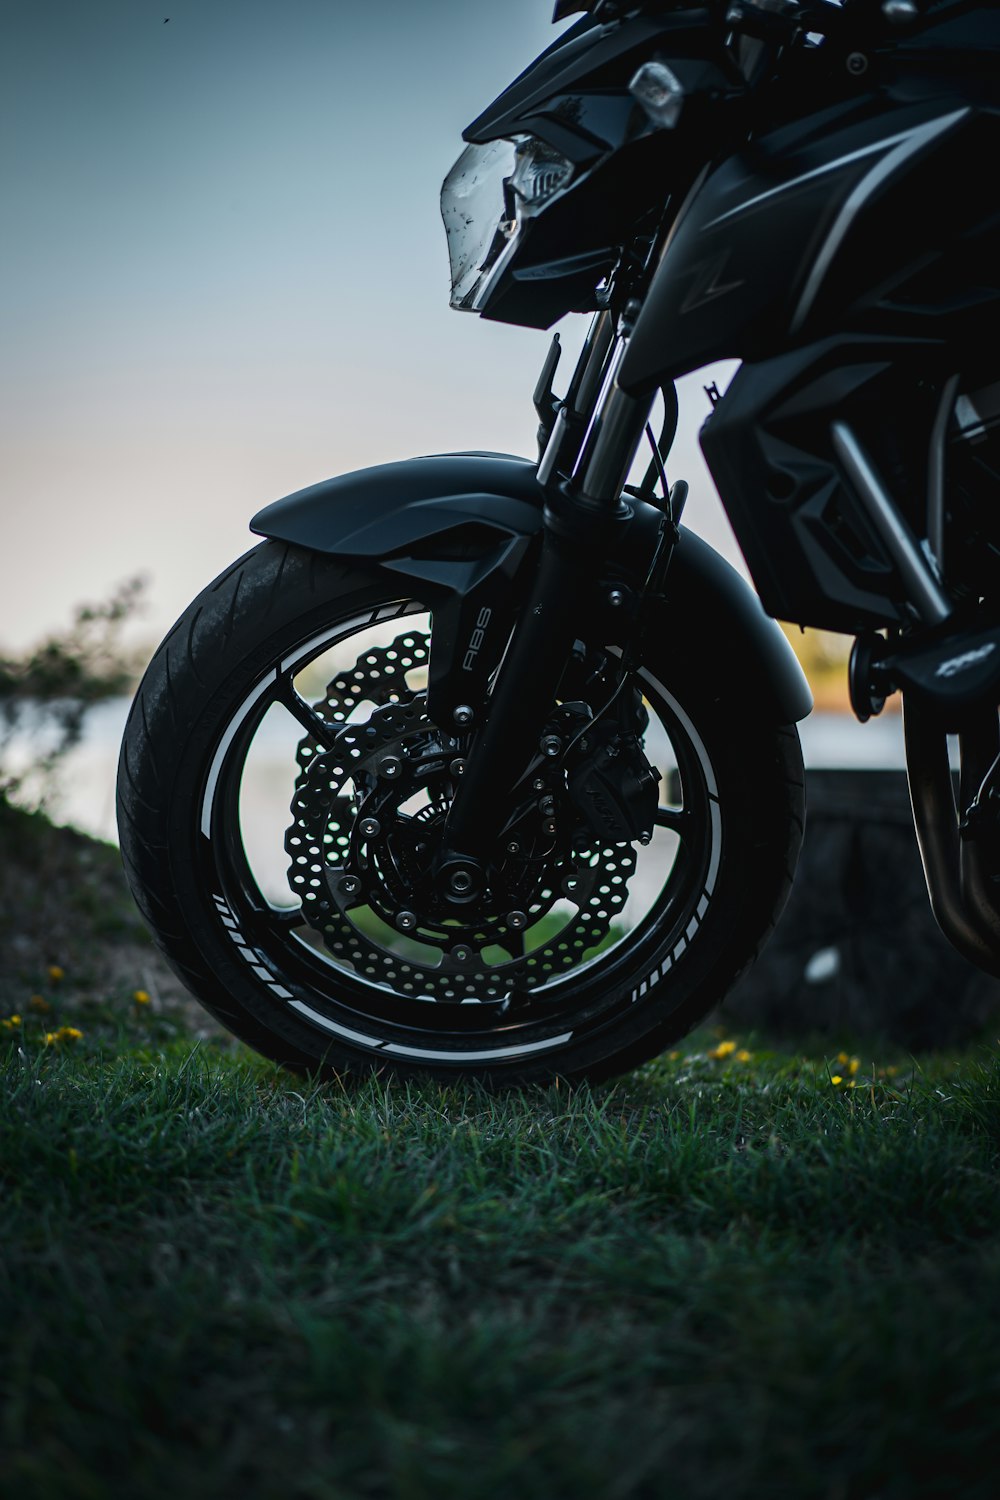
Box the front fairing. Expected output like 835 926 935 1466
463 9 715 145
441 8 736 328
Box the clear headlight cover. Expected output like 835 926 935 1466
441 136 574 313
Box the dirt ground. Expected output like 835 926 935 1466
0 799 224 1037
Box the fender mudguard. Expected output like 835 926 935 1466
251 452 544 557
250 451 812 725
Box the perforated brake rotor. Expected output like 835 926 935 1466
284 630 637 1002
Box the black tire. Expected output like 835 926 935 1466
117 540 804 1085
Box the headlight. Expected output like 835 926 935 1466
441 136 574 313
508 137 574 216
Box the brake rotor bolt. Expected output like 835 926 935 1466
340 875 361 896
532 778 547 792
450 758 466 777
453 945 472 963
507 910 527 931
607 589 625 608
506 840 520 855
453 704 474 727
540 735 562 758
378 755 402 779
359 817 380 838
846 51 868 74
397 911 417 932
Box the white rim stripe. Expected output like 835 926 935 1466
200 670 276 837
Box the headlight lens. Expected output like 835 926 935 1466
441 139 517 312
508 137 574 217
441 136 574 313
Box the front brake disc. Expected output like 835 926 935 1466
285 631 636 1002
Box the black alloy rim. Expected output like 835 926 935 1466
199 600 718 1056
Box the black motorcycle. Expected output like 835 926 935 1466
118 0 1000 1083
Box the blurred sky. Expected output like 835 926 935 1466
1 0 741 652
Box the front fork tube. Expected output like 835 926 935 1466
438 533 595 868
572 340 652 507
439 359 654 880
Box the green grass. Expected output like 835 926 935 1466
2 1001 1000 1499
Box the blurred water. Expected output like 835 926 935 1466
43 697 911 844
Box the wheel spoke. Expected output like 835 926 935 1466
655 807 689 835
277 677 338 747
505 931 526 961
247 901 305 932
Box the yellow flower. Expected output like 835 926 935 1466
48 965 65 982
44 1026 83 1045
736 1049 752 1063
837 1051 849 1065
831 1074 843 1086
1 1015 22 1031
711 1040 737 1059
133 989 151 1005
29 994 51 1012
668 1051 680 1060
848 1057 860 1076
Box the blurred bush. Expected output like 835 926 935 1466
781 624 856 712
0 579 146 808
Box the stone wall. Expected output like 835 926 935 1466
723 770 1000 1046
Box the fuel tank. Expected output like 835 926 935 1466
619 91 1000 392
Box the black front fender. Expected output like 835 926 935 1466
250 451 811 726
252 453 544 726
251 452 545 557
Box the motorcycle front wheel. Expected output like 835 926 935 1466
118 540 804 1085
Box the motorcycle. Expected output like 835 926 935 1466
118 0 1000 1083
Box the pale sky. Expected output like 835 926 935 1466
1 0 741 654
